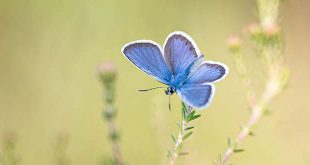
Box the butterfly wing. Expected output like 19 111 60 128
177 84 215 110
164 31 201 75
122 41 172 84
177 61 228 110
186 61 229 84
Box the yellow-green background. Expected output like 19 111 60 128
1 0 310 164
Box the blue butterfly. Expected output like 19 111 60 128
122 31 229 110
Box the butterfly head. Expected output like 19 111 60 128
165 86 176 95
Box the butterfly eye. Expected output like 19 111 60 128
165 87 175 95
169 87 175 94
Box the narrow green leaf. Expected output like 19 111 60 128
167 150 172 159
181 102 187 120
178 152 189 156
189 114 201 121
171 134 176 143
176 143 183 153
263 109 272 116
233 149 245 153
213 154 222 165
185 126 194 130
227 137 232 147
183 132 193 140
249 131 255 136
186 110 196 122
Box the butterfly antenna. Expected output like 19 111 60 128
168 95 171 111
138 86 164 92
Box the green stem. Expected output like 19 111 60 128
99 64 123 165
169 120 188 165
169 103 198 165
231 50 257 107
221 69 281 165
219 0 287 164
103 100 123 165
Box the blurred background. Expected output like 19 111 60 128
0 0 310 164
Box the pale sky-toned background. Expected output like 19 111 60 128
0 0 310 164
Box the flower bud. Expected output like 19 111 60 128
226 35 241 53
98 61 117 86
98 61 117 103
247 22 261 36
262 22 281 37
3 131 17 148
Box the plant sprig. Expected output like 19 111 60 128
98 62 124 165
168 102 201 165
217 0 289 164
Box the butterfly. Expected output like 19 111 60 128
122 31 228 110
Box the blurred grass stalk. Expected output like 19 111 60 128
219 0 289 164
54 133 70 165
98 62 123 165
0 131 19 165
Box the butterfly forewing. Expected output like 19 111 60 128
122 41 172 84
164 32 201 76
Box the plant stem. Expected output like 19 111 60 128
169 120 187 165
169 103 197 165
0 131 19 165
221 81 278 164
231 50 257 108
54 134 70 165
221 55 283 165
105 105 123 165
219 0 288 163
98 62 123 165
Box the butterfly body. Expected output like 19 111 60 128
165 73 188 95
169 72 187 88
122 31 228 110
165 86 175 95
166 54 205 94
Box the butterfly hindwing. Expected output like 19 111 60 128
164 32 201 75
177 84 215 110
186 61 229 84
122 41 172 84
